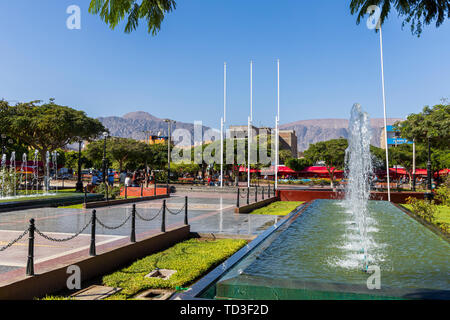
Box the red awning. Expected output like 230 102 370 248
299 166 343 174
238 166 260 173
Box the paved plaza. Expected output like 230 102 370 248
0 191 281 276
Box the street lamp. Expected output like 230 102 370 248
164 119 175 193
75 141 84 192
425 136 433 200
102 132 109 184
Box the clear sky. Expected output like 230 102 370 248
0 0 449 129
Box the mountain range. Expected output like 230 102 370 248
97 111 403 152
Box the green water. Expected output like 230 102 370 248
242 200 449 291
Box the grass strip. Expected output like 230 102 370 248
250 201 304 216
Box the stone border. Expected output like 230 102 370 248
83 194 170 209
234 197 279 214
0 225 190 300
173 201 312 300
393 203 449 243
0 194 104 213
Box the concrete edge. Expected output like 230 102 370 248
393 203 449 243
234 197 279 214
0 225 190 300
83 194 170 209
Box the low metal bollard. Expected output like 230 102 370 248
131 204 136 243
90 210 96 256
255 186 258 202
105 183 109 201
247 187 250 205
184 196 188 225
125 185 128 199
236 188 240 208
84 186 87 204
26 219 35 276
154 182 157 196
141 184 144 198
262 186 265 200
161 200 166 232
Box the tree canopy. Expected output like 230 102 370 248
350 0 450 36
89 0 176 35
304 138 349 186
394 104 450 149
0 100 105 174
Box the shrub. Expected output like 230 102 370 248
406 196 437 223
94 184 121 199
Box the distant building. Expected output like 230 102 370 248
148 135 168 145
380 125 412 149
228 125 298 158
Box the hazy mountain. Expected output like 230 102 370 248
280 118 404 151
97 111 211 145
97 111 403 152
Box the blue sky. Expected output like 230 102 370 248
0 0 449 129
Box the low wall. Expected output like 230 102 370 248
0 225 190 300
278 189 427 204
235 197 279 213
120 187 168 197
84 193 170 209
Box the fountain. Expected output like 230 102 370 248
10 151 16 197
21 153 27 195
344 104 374 272
180 104 450 300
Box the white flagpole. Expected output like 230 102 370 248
221 62 226 188
248 116 251 188
379 27 391 202
275 60 280 191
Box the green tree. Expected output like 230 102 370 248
304 139 349 187
286 158 313 172
394 104 450 149
350 0 450 36
0 100 105 177
89 0 176 35
279 150 293 165
86 137 153 172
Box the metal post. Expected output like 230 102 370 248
105 183 109 201
255 186 258 202
131 204 136 243
154 179 157 196
262 186 265 200
247 187 250 205
184 196 188 225
141 183 144 198
90 210 96 256
412 139 416 191
237 188 240 208
161 200 166 232
84 186 87 204
26 219 35 276
125 185 128 199
75 141 83 192
425 137 433 200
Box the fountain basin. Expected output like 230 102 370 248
176 200 450 300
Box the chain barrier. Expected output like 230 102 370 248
0 229 29 252
135 206 163 222
166 203 186 215
96 212 132 230
35 217 93 242
239 189 248 198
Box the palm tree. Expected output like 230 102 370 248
350 0 450 36
89 0 176 35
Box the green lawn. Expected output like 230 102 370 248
102 238 247 300
401 204 450 234
250 201 304 216
58 204 84 209
0 190 84 203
